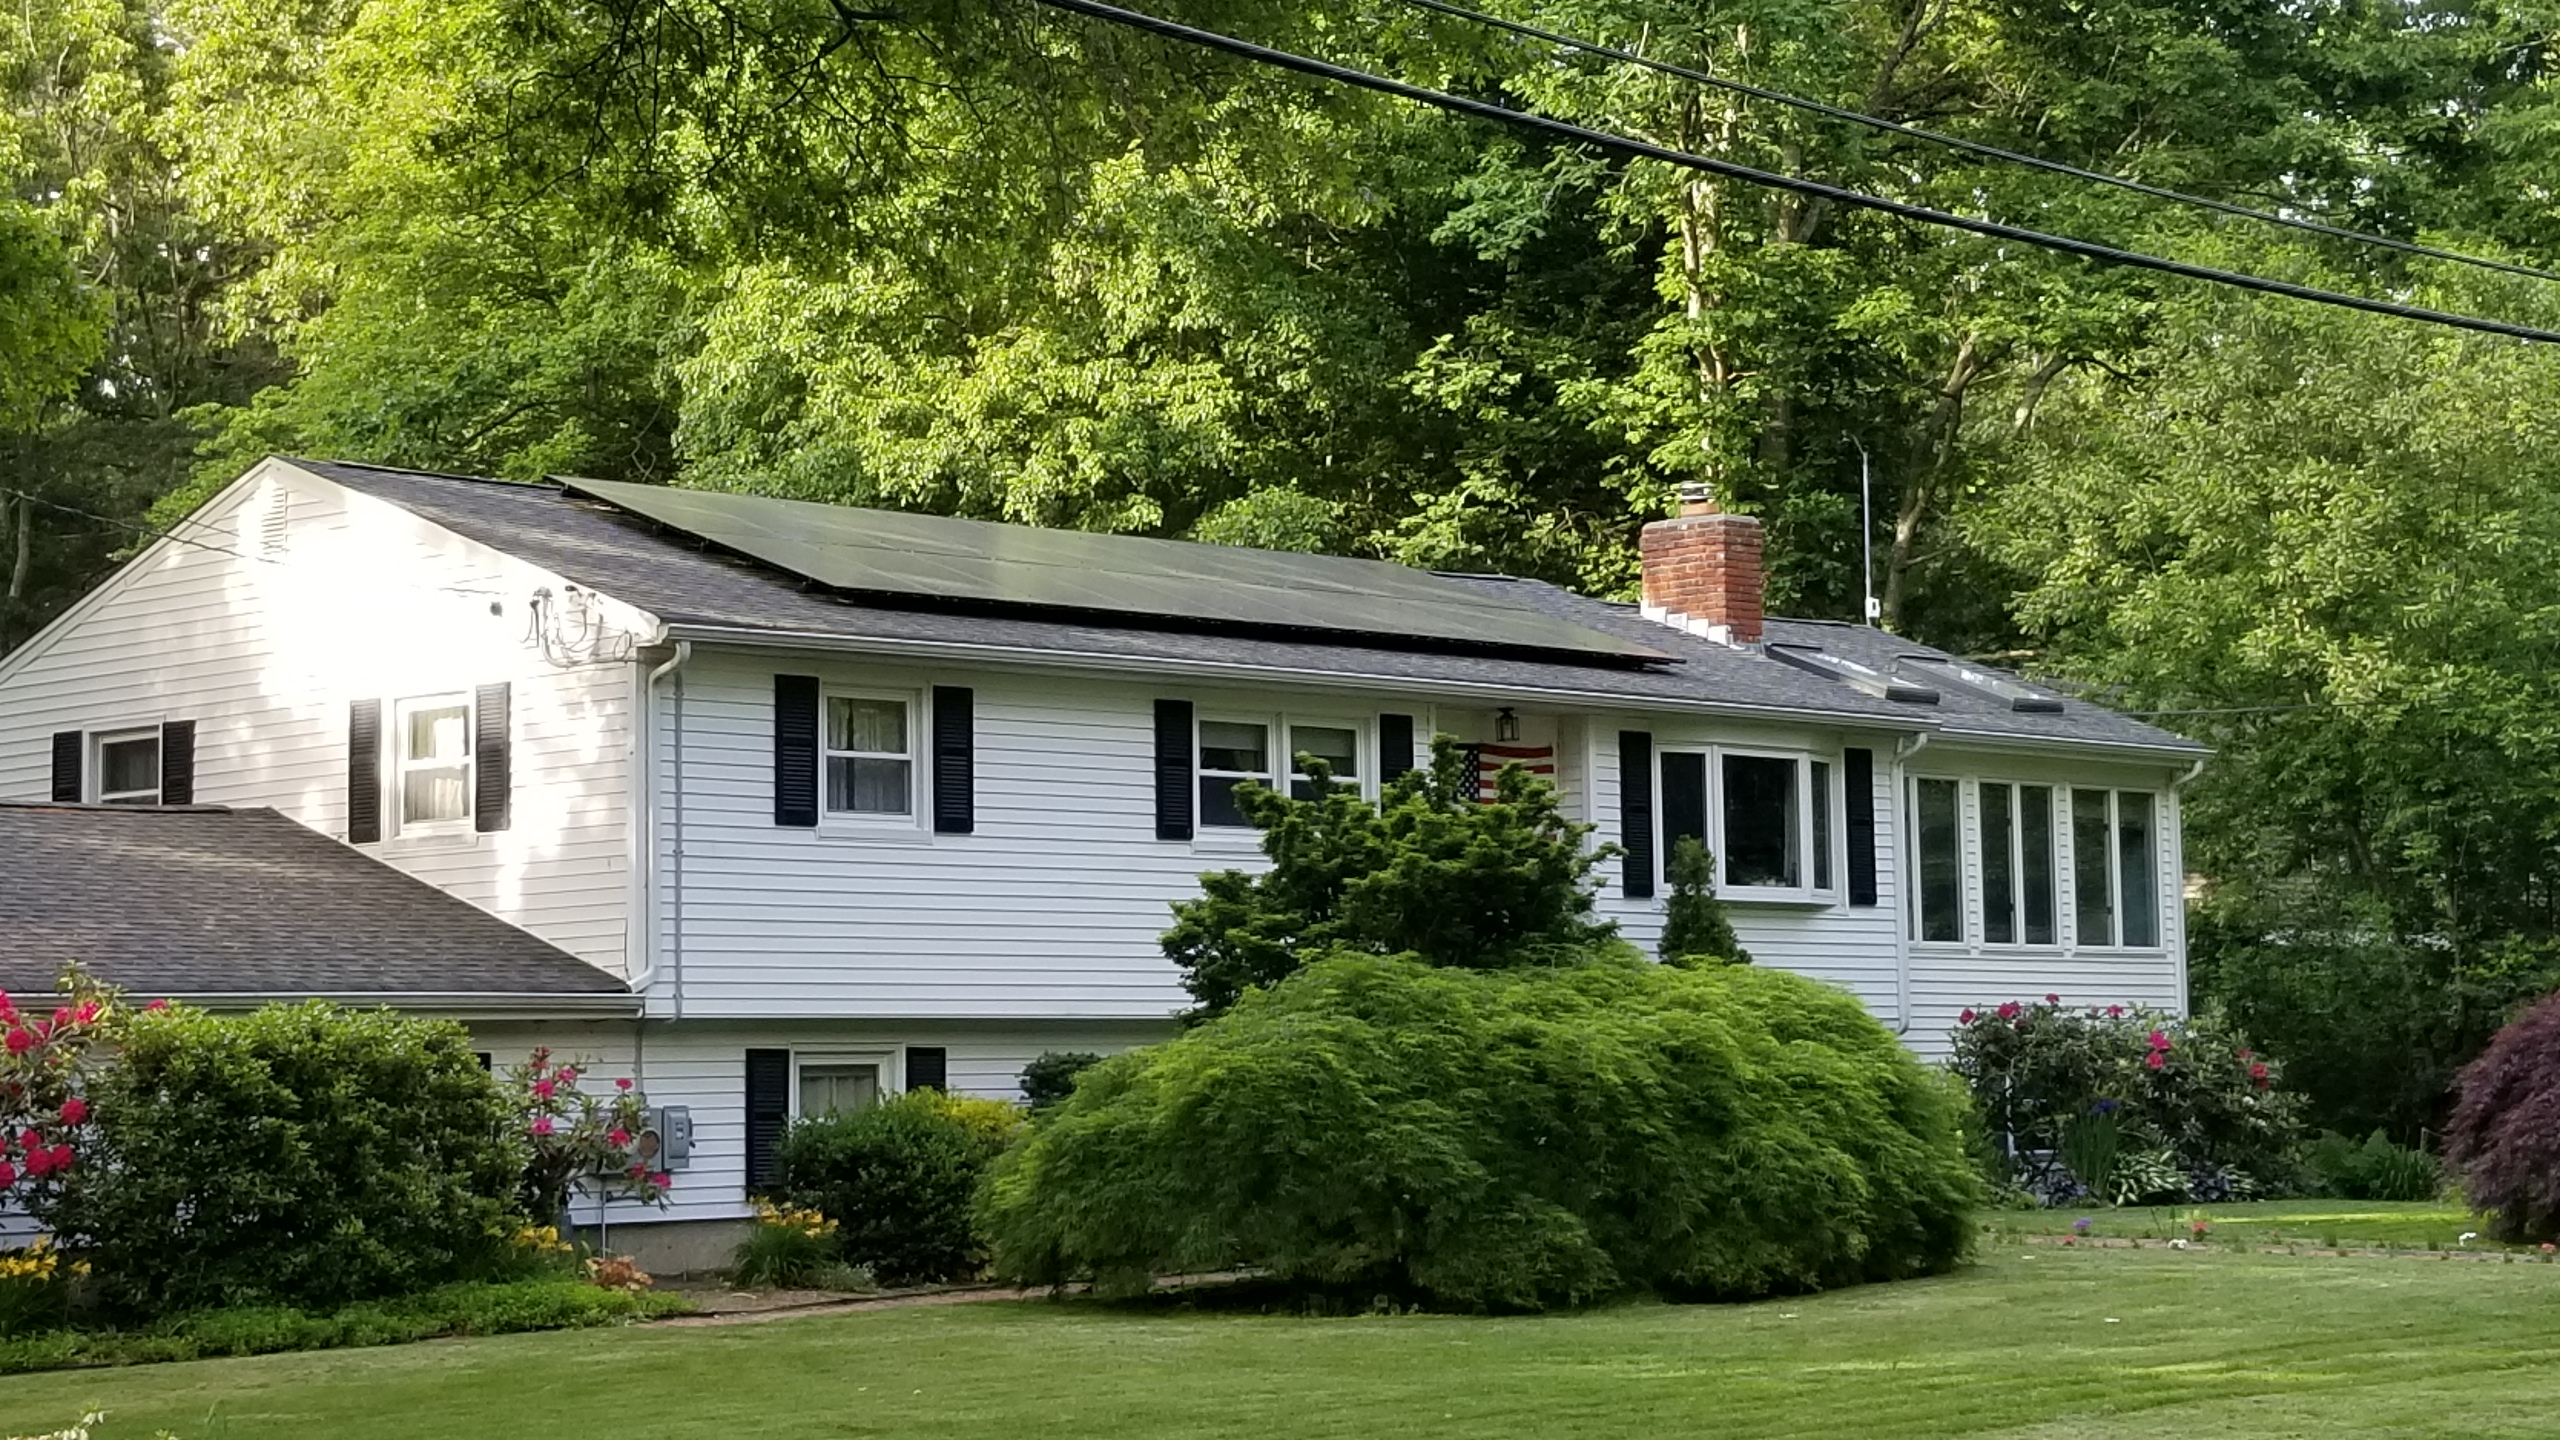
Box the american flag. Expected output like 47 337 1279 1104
1472 743 1556 801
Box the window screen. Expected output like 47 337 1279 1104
1198 721 1270 828
2118 791 2159 948
1915 778 1963 942
2073 788 2115 946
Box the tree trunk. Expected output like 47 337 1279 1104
1880 332 1983 631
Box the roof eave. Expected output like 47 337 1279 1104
658 620 1945 733
162 990 641 1019
1922 727 2212 762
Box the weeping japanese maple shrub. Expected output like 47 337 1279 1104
2446 990 2560 1241
979 956 1979 1311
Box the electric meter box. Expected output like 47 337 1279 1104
641 1106 694 1171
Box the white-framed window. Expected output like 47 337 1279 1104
2072 788 2161 949
1661 746 1840 902
394 695 473 830
1910 775 1964 942
825 692 914 818
1198 715 1369 827
1980 781 2060 946
93 728 163 805
1197 718 1273 828
1287 723 1361 799
793 1052 893 1118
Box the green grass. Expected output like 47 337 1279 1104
1984 1198 2512 1250
14 1242 2560 1438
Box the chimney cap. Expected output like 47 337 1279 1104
1676 479 1717 517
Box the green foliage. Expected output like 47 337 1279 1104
0 205 104 434
0 1278 685 1376
1018 1052 1104 1113
1163 738 1617 1016
36 1002 527 1315
2301 1131 2441 1202
730 1202 849 1289
981 956 1980 1312
1949 999 2302 1204
768 1091 1015 1286
1659 836 1749 967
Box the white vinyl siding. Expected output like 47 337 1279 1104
0 462 636 975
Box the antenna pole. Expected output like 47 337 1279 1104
1849 436 1877 627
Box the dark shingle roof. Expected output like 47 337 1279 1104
283 458 2197 751
0 805 633 1004
1762 619 2206 754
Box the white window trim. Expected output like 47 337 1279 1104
1977 780 2062 950
390 693 474 838
91 726 163 806
819 687 922 831
1660 744 1842 906
1907 771 1968 944
789 1049 901 1119
1195 712 1373 839
2070 787 2164 953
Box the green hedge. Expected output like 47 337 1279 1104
0 1279 688 1375
770 1091 1016 1286
36 1002 526 1314
981 955 1980 1311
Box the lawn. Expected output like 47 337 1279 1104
11 1233 2560 1439
1985 1198 2509 1250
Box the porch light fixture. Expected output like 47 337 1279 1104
1495 707 1520 742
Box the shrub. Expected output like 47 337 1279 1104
1950 998 2301 1204
730 1200 844 1288
0 1240 78 1339
1020 1051 1103 1112
2447 990 2560 1240
1659 836 1750 966
36 1001 527 1315
1162 739 1617 1017
505 1048 671 1223
0 968 126 1208
769 1091 1016 1285
2303 1130 2441 1201
982 955 1980 1312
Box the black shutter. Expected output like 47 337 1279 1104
49 731 81 803
745 1048 791 1192
774 675 820 827
1661 751 1707 857
473 683 511 833
1618 730 1655 898
931 686 974 835
1153 699 1194 841
907 1046 948 1093
160 720 196 805
347 700 382 844
1846 746 1878 906
1378 712 1416 784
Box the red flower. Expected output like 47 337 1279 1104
23 1147 51 1179
531 1078 557 1100
650 1172 671 1189
530 1116 555 1137
47 1145 72 1174
2146 1051 2167 1070
627 1162 645 1178
2249 1062 2270 1086
608 1128 631 1147
71 1001 99 1025
1959 1009 1978 1024
1997 1002 2022 1020
59 1098 86 1126
2045 993 2061 1005
2146 1030 2169 1049
616 1077 633 1092
144 998 169 1011
3 1029 30 1055
0 1160 15 1188
2107 1005 2125 1018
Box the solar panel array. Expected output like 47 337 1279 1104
566 479 1671 663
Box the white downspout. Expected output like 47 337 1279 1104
1890 732 1933 1035
642 641 692 1022
2166 755 2207 1017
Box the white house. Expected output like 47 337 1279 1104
0 457 2203 1263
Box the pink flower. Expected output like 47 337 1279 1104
608 1128 631 1147
650 1172 671 1189
144 998 169 1011
2045 993 2061 1005
59 1098 87 1126
1997 1002 2022 1020
2146 1030 2169 1049
48 1145 71 1174
530 1116 555 1137
2237 1049 2254 1061
532 1078 556 1100
23 1148 51 1179
2146 1050 2166 1070
3 1029 30 1055
627 1162 646 1178
2249 1062 2270 1087
0 1160 16 1188
1959 1009 1977 1025
18 1130 38 1152
616 1077 633 1091
2106 1005 2125 1017
71 1001 98 1026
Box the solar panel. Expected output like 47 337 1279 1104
562 479 1673 663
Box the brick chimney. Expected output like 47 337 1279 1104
1639 481 1764 645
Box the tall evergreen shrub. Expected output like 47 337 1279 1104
1660 836 1750 966
981 956 1979 1311
39 1002 523 1314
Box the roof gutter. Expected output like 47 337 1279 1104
659 621 1945 736
1916 728 2212 763
164 991 643 1019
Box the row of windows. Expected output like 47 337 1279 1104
1658 748 1836 900
1910 779 2161 949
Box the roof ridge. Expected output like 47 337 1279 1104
282 456 560 491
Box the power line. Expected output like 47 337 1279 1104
1 487 506 601
1399 0 2560 287
1025 0 2560 345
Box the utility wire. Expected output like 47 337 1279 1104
1399 0 2560 287
1025 0 2560 345
1 487 507 601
